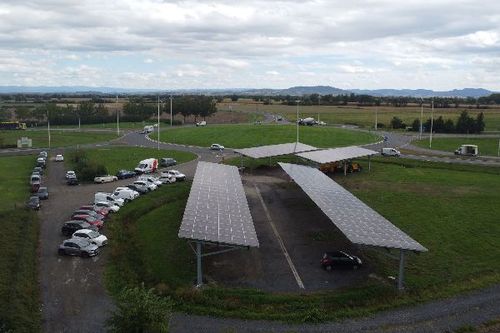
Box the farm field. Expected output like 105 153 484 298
105 157 500 322
65 146 197 175
160 124 380 148
217 102 500 131
0 155 40 331
0 129 118 148
414 137 500 156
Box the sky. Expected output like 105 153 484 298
0 0 499 90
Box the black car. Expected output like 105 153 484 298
320 251 362 270
160 157 177 167
126 184 148 194
116 169 136 179
58 238 99 257
61 221 98 237
67 177 79 186
27 196 40 210
37 187 49 200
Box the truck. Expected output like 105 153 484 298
196 121 207 127
298 117 316 126
381 147 401 157
454 144 478 156
134 158 158 174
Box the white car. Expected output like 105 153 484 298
94 175 118 183
55 154 64 162
159 175 176 184
210 143 224 150
138 176 162 187
134 180 156 191
161 170 186 181
94 201 120 213
72 229 108 247
112 188 139 201
65 171 76 179
94 192 125 207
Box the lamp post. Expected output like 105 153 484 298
170 95 173 127
157 95 161 150
47 110 51 149
375 107 378 131
116 95 120 136
419 98 424 140
429 99 434 148
296 100 300 143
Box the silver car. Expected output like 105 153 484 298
58 238 99 257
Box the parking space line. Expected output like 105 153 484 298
254 185 305 290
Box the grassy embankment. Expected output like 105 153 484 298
0 155 40 332
160 124 380 148
414 137 500 156
105 157 500 322
65 146 197 175
0 129 118 148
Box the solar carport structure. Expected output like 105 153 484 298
234 142 317 166
297 146 378 175
279 162 427 290
178 161 259 286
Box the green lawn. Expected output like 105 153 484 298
65 146 197 175
0 156 40 331
414 137 500 156
160 124 379 148
106 157 500 322
0 129 118 148
52 121 158 130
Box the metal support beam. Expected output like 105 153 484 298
343 161 347 176
196 241 203 287
240 154 244 168
398 249 405 291
368 155 371 172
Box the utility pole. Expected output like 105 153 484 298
116 95 120 136
419 98 424 140
157 95 160 150
375 107 378 131
170 95 173 127
47 111 51 149
296 100 300 143
497 137 500 157
429 99 434 148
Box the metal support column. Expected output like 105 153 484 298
343 161 347 176
368 155 371 172
240 154 243 168
196 241 203 287
398 249 405 291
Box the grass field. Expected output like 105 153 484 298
414 137 500 156
0 155 40 331
160 124 380 148
0 129 118 148
106 157 500 322
218 102 500 131
65 146 197 175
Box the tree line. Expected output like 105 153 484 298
390 111 485 134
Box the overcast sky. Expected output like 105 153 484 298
0 0 499 90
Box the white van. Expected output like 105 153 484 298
381 147 401 157
113 188 139 202
143 125 154 133
94 192 125 207
134 158 158 174
196 121 206 127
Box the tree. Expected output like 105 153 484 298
475 112 485 133
455 110 476 134
106 285 173 333
15 106 31 121
411 118 420 132
390 116 405 129
443 119 455 133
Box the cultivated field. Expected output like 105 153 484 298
160 124 380 148
105 158 500 322
414 137 500 156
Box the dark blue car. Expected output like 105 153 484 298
116 170 136 180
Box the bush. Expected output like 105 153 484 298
107 285 173 333
69 150 108 181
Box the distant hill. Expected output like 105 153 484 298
0 85 495 97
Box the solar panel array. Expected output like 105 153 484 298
178 161 259 247
297 146 378 164
234 142 317 159
279 163 427 252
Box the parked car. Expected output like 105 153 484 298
210 143 224 150
320 251 362 270
133 180 156 192
27 196 40 210
160 157 177 167
58 238 99 257
94 175 118 183
72 209 106 221
72 229 108 247
67 177 79 186
37 187 49 200
94 201 120 213
126 184 148 195
80 205 110 217
65 171 76 179
116 169 136 179
138 175 162 187
30 174 41 185
72 214 104 229
112 188 139 201
55 154 64 162
31 171 41 178
94 192 125 207
161 170 186 181
38 151 48 158
33 166 44 175
36 157 46 167
159 175 176 184
61 221 98 236
196 120 207 127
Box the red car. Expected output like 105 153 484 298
72 214 104 229
80 205 109 217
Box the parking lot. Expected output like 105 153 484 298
204 167 372 292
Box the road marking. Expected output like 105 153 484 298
254 184 305 290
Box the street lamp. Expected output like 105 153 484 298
419 97 424 140
296 100 300 143
170 95 173 127
429 99 434 148
157 95 162 150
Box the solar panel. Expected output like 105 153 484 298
234 142 317 159
279 163 427 252
297 146 378 164
178 161 259 247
